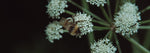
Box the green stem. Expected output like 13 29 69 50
108 31 113 40
93 26 110 31
100 6 111 23
88 32 95 45
82 0 95 46
140 6 150 13
132 37 141 53
68 0 108 24
115 0 119 13
143 24 150 50
114 34 122 53
131 0 136 3
92 19 110 26
126 37 150 53
65 10 75 15
106 0 113 22
82 0 89 10
139 20 150 24
139 26 150 29
104 30 112 39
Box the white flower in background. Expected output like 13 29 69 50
120 2 138 14
45 21 64 43
86 0 107 7
73 12 93 37
91 38 117 53
46 0 68 19
114 2 141 36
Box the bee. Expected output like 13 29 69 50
60 17 80 36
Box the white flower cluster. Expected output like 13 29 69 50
45 21 64 43
73 12 93 36
114 2 141 36
46 0 68 19
86 0 107 7
91 38 117 53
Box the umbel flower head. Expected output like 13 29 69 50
91 38 117 53
73 12 93 37
86 0 107 7
45 21 64 43
46 0 68 19
114 2 141 36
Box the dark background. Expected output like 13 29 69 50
5 0 150 53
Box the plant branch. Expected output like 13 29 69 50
65 10 75 15
88 32 95 45
140 5 150 13
82 0 89 10
92 19 110 26
106 0 113 22
131 0 136 3
139 20 150 24
114 34 122 53
126 37 150 53
115 0 119 13
143 24 150 50
93 26 110 31
68 0 108 24
104 30 112 39
139 26 150 29
100 6 111 23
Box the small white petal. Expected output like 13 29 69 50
45 21 64 43
86 0 107 7
91 38 117 53
114 2 141 36
46 0 68 19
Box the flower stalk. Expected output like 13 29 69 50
65 10 75 15
100 6 111 23
104 30 112 38
126 37 150 53
139 26 150 29
115 0 119 13
114 34 122 53
143 27 150 50
92 19 110 26
67 0 108 24
93 26 110 31
139 20 150 24
82 0 95 45
106 0 113 22
140 5 150 13
88 32 95 45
